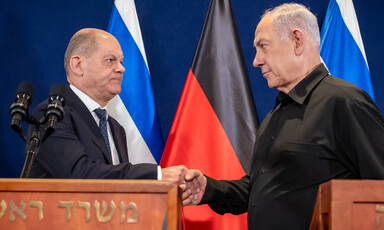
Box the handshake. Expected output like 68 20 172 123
161 165 207 206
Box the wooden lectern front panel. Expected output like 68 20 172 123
0 179 181 230
310 179 384 230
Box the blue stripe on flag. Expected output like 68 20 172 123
107 4 164 163
320 0 375 100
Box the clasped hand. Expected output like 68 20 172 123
161 166 207 206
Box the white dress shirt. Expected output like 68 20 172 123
70 85 120 165
70 85 162 179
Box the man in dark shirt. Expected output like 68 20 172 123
182 3 384 229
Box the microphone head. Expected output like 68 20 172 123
10 82 34 133
49 84 67 105
15 82 34 103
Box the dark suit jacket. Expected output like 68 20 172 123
28 86 158 179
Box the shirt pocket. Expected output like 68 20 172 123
280 142 334 159
270 142 339 187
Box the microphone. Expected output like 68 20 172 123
44 84 66 136
9 82 34 133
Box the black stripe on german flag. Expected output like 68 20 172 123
190 0 259 174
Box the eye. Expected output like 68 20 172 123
256 41 268 51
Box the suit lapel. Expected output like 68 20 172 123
67 87 113 164
109 117 129 163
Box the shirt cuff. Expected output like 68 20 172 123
157 165 162 180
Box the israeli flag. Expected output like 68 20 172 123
320 0 375 100
106 0 164 164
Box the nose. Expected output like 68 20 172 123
253 51 264 68
116 62 125 74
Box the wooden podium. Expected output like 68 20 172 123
310 179 384 230
0 179 181 229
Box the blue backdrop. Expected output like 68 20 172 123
1 0 383 177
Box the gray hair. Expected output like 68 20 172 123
64 29 100 75
262 3 320 48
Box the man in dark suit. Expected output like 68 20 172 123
29 28 186 183
182 3 384 229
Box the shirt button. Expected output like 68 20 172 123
260 168 268 174
252 202 257 207
271 136 275 141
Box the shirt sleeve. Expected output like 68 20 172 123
157 166 162 180
341 95 384 179
200 175 250 215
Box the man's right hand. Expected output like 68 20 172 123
161 165 188 185
181 169 207 206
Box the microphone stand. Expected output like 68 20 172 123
20 127 41 178
18 112 60 178
19 114 55 178
12 84 66 178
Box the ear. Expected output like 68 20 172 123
291 29 304 55
69 55 84 76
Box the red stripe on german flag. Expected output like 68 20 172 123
160 0 258 229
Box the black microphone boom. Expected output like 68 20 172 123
19 84 66 178
9 82 34 134
44 84 66 137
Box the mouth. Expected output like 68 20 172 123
111 77 123 82
262 71 270 77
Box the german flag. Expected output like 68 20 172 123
160 0 259 229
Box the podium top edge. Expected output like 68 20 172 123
0 178 178 193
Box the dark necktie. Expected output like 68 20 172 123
94 108 111 153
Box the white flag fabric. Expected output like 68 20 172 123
320 0 375 100
106 0 164 164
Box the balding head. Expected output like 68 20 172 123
253 3 322 93
63 28 125 107
262 3 320 50
64 28 114 76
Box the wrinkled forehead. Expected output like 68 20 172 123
254 16 276 44
255 16 274 35
96 34 123 55
97 33 119 46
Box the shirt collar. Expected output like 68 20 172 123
287 63 329 104
272 63 329 112
69 85 108 116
